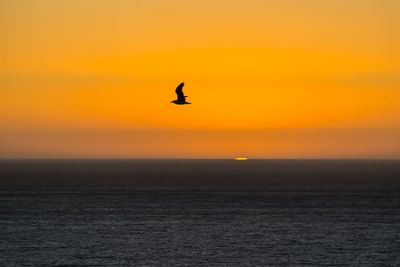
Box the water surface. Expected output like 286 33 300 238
1 160 399 266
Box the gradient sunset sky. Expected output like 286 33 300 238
1 0 400 158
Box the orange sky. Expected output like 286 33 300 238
1 0 400 158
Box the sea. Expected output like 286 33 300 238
1 160 399 266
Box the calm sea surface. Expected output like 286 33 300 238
1 160 400 266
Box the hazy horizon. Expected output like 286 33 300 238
1 127 400 159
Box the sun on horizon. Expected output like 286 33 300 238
235 157 249 161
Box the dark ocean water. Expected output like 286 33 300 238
1 160 400 266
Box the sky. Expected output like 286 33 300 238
1 0 400 158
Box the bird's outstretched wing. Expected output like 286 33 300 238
175 83 186 101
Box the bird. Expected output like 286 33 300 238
171 82 191 105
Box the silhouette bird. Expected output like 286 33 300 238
171 82 191 105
